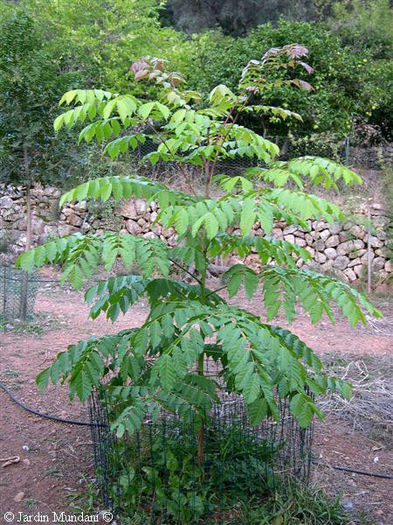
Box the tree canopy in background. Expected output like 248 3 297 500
184 18 392 143
160 0 335 36
0 0 391 195
17 0 191 93
0 9 82 187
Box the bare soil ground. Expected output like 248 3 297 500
0 275 392 524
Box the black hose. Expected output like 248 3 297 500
0 382 108 428
2 382 392 478
312 461 393 480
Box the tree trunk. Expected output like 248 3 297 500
197 353 205 464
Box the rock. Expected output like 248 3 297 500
31 217 45 235
125 219 140 235
320 260 334 272
319 229 330 241
42 186 58 197
0 196 14 208
74 200 87 212
330 223 342 235
121 199 138 219
152 224 162 235
62 207 75 217
314 220 327 232
283 225 296 235
354 265 363 277
324 248 337 259
295 238 306 247
385 260 393 272
339 232 349 243
361 252 375 264
305 246 315 257
349 248 366 259
334 255 350 270
272 227 283 238
284 234 295 244
58 225 78 236
379 270 389 282
135 199 147 215
325 235 339 248
137 218 146 227
353 239 365 249
168 234 177 247
337 241 353 255
305 233 314 246
348 257 362 268
67 213 83 227
143 232 156 239
343 268 356 281
373 257 386 271
14 492 25 502
150 211 158 222
369 236 384 248
315 252 327 264
294 230 305 238
314 240 325 252
349 224 366 240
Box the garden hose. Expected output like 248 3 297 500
0 381 108 427
1 381 393 479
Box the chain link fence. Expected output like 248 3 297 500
0 265 40 324
130 134 392 178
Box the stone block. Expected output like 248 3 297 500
325 235 339 248
324 247 337 259
334 255 350 270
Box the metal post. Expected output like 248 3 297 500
367 208 372 294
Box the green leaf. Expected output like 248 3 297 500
239 199 256 235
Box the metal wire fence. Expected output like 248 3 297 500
0 265 41 324
89 376 314 523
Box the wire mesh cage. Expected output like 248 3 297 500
0 264 40 323
89 383 314 524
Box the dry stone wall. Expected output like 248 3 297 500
0 183 391 284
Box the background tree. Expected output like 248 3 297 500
17 0 192 94
0 11 84 248
0 10 83 317
160 0 336 35
184 19 389 146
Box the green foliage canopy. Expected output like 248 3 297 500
17 48 382 438
185 19 390 141
0 10 82 186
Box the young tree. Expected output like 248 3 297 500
18 46 380 463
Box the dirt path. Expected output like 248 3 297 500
0 284 392 523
